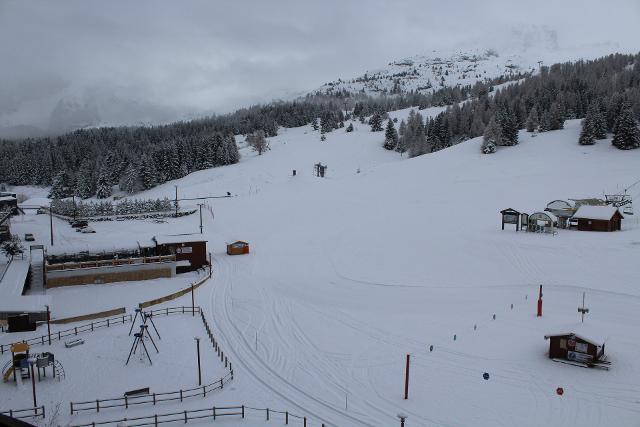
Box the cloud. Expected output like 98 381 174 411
0 0 638 136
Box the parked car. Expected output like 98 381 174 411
36 209 45 215
24 233 35 241
71 220 88 228
80 226 96 234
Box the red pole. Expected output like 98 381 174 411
537 285 543 317
404 354 410 399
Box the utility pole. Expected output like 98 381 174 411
195 337 201 386
45 305 51 345
30 362 37 407
191 283 195 317
174 185 178 217
197 203 203 234
49 203 53 246
404 354 410 400
578 292 589 323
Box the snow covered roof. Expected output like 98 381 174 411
0 258 30 297
545 324 608 347
573 205 622 221
0 196 17 202
153 235 207 245
530 211 557 222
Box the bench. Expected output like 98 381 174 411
124 387 150 396
64 338 85 348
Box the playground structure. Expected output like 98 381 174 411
2 342 64 384
126 308 161 366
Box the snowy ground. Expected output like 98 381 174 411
3 116 640 426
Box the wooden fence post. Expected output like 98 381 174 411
304 417 307 427
96 399 100 412
70 402 73 415
285 411 289 425
213 407 216 420
154 414 158 427
180 389 183 402
153 393 156 405
184 410 187 423
242 405 245 418
266 408 269 420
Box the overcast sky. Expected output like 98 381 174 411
0 0 638 136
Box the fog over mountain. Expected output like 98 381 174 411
0 0 638 138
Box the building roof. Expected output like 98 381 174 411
544 324 608 347
0 258 30 297
573 205 622 221
530 211 557 222
153 235 208 245
0 196 17 202
500 208 521 214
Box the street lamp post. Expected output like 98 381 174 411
195 337 201 386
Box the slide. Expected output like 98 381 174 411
2 366 14 382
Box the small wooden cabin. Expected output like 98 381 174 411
572 205 623 232
544 332 605 362
153 237 208 272
227 241 250 255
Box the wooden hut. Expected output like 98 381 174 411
572 205 623 232
544 331 605 363
153 237 208 272
227 241 250 255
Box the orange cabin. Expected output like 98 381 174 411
227 241 250 255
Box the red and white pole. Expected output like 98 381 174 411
537 285 543 317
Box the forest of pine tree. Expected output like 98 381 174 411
1 53 638 193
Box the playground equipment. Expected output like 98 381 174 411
126 324 159 366
129 308 161 339
2 343 64 383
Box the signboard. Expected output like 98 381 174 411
567 351 593 363
575 342 588 353
177 246 193 254
503 214 519 224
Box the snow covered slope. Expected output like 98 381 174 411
7 115 640 427
314 45 626 97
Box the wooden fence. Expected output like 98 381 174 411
0 314 132 354
0 405 46 420
68 405 325 427
138 275 209 309
51 307 127 325
70 372 233 414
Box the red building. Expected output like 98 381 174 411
153 236 208 273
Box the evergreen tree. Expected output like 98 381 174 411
611 107 640 150
345 123 354 132
525 106 539 132
120 164 139 194
496 105 518 146
75 161 95 199
481 117 501 154
548 102 565 130
369 113 383 132
312 118 319 131
49 171 66 199
578 102 605 145
95 170 112 199
383 119 399 150
141 155 157 189
226 135 240 164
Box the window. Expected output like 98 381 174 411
559 339 567 350
575 342 588 353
